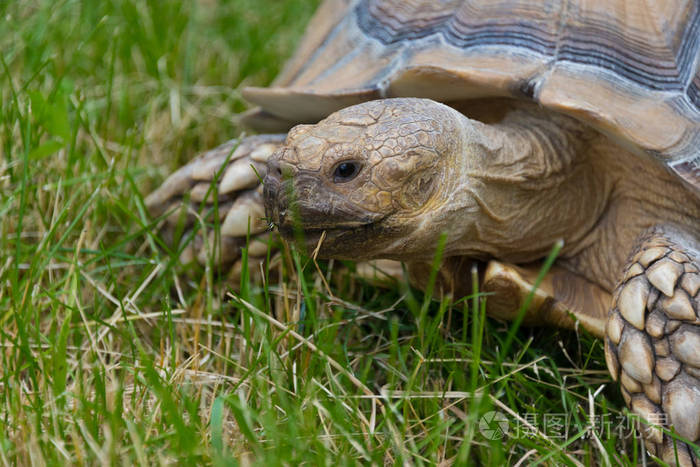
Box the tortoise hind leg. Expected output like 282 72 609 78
605 225 700 465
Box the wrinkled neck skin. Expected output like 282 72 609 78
382 107 606 266
456 110 608 258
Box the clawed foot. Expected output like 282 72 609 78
605 227 700 465
145 134 285 272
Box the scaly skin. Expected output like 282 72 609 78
606 226 700 465
264 98 615 265
148 97 700 462
262 98 700 463
146 134 285 268
263 99 699 277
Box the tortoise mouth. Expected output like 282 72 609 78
263 168 389 257
276 219 387 259
278 223 370 238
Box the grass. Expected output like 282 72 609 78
0 0 673 464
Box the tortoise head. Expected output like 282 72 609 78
263 98 462 260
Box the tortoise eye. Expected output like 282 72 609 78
332 161 362 183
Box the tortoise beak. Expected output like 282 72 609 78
263 160 384 242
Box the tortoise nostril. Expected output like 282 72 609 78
278 161 296 178
267 158 283 179
267 157 295 179
274 165 282 177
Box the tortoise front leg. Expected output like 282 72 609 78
605 225 700 465
481 261 610 337
146 134 285 273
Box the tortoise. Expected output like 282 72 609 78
146 0 700 463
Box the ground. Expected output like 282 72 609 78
0 0 652 464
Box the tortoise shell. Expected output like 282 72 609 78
242 0 700 193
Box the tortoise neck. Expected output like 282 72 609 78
440 105 700 292
439 108 610 264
